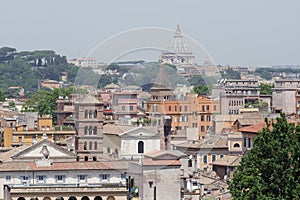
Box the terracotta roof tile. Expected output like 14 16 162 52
0 161 128 171
212 155 242 167
238 121 269 133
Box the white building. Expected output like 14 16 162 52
128 150 183 200
0 139 128 200
120 127 161 160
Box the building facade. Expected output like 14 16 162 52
74 94 104 161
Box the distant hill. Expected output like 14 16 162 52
0 47 79 96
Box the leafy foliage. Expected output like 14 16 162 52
193 84 209 95
22 87 76 124
255 67 300 80
229 113 300 199
0 89 6 102
259 83 273 95
188 75 206 86
220 68 241 79
0 47 79 96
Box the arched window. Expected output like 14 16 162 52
94 196 102 200
106 197 115 200
93 126 97 135
89 126 93 135
18 197 26 200
68 197 77 200
233 143 240 148
89 110 93 118
138 141 144 153
81 196 89 200
93 156 97 161
85 110 88 118
56 197 64 200
84 126 88 135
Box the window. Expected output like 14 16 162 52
89 126 93 135
122 106 126 111
138 141 144 153
20 176 30 185
21 176 30 181
93 126 97 135
168 105 171 111
213 105 217 111
201 126 205 132
201 115 204 121
94 142 97 150
121 173 126 180
206 105 210 111
89 141 92 150
206 115 211 122
188 159 192 167
130 106 134 111
107 147 111 153
233 143 240 148
89 110 93 118
94 110 97 118
85 110 88 118
248 138 251 148
84 142 87 150
55 175 65 183
84 126 88 135
243 137 247 147
175 106 177 112
100 174 110 182
220 154 224 158
36 175 46 183
203 155 208 163
180 106 182 112
5 175 11 181
184 106 188 112
202 105 205 111
212 154 216 162
78 175 87 182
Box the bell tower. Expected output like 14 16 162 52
74 93 104 161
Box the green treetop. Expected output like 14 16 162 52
229 113 300 199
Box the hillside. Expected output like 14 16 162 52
0 47 79 97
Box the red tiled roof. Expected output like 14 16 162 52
239 118 300 134
0 161 128 171
238 121 268 133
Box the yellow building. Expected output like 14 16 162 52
40 79 60 89
146 94 220 139
3 115 74 147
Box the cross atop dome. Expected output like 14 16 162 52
159 25 195 67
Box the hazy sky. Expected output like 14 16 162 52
1 0 299 66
